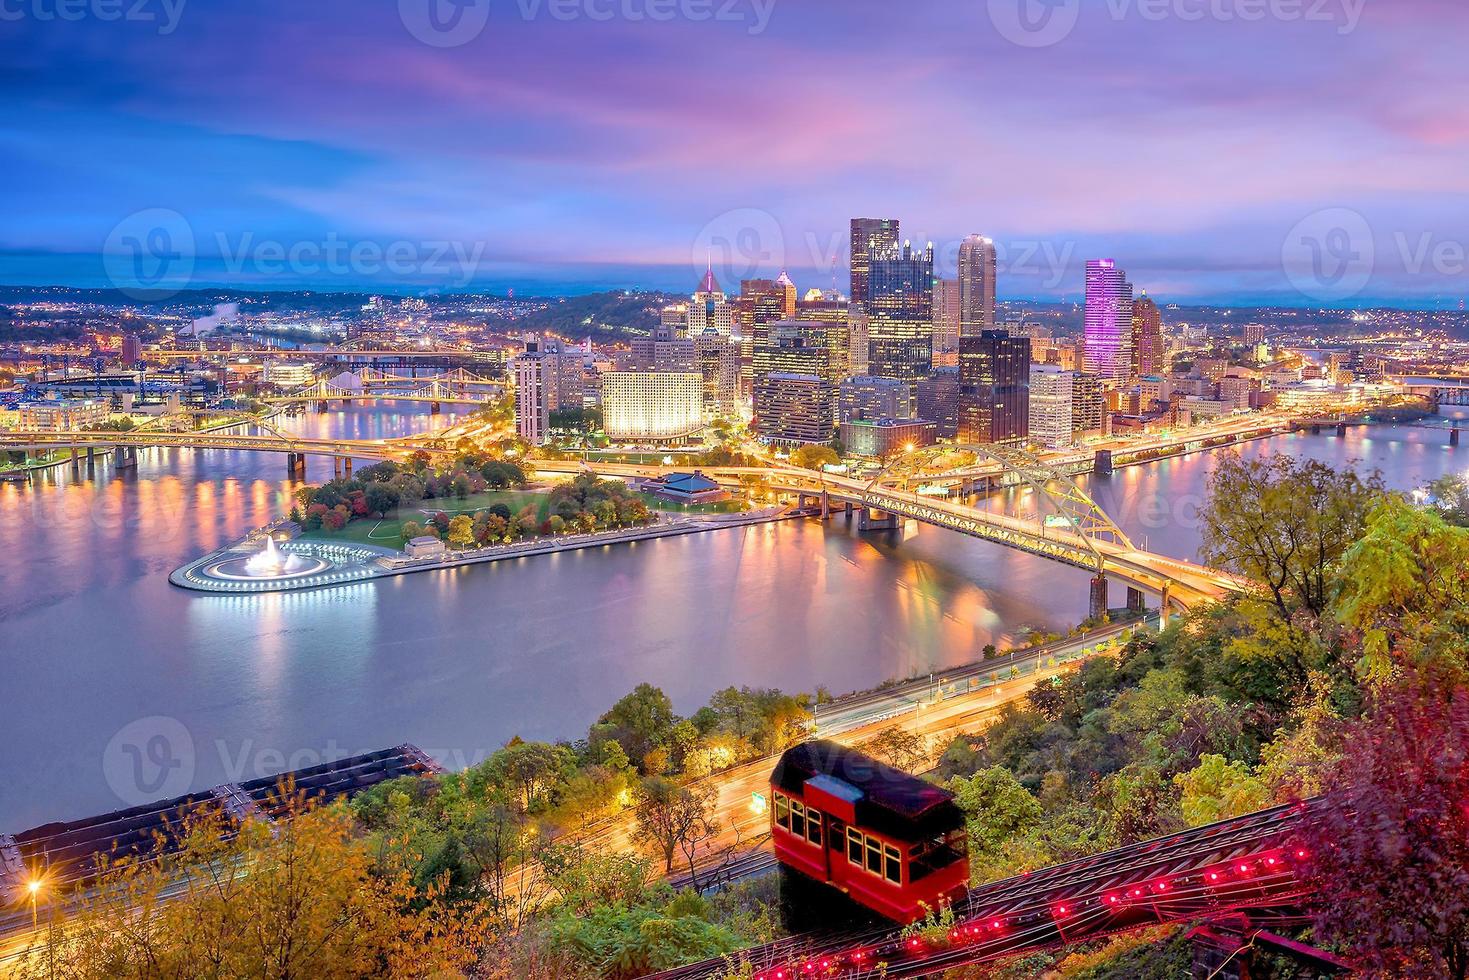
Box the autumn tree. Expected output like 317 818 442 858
16 798 486 979
1200 453 1384 619
1299 678 1469 979
859 728 931 774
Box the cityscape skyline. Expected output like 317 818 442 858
3 1 1469 306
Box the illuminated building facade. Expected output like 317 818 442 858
849 217 900 305
1131 293 1164 381
957 234 997 337
866 241 935 385
1082 259 1134 384
601 371 704 443
958 329 1031 444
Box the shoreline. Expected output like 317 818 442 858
170 505 799 594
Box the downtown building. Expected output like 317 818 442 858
958 329 1031 445
838 375 913 423
932 277 961 355
957 234 997 337
915 367 961 440
514 336 553 446
1071 371 1107 437
840 417 937 460
849 217 901 304
601 370 704 443
866 241 935 387
1131 293 1164 380
1082 259 1135 385
754 320 834 445
1028 365 1074 448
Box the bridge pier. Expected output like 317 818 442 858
1453 428 1461 447
430 400 441 415
1088 574 1109 622
333 457 343 480
1160 582 1171 628
1094 449 1114 477
70 446 79 467
114 446 137 470
1336 422 1347 437
344 457 352 478
1126 586 1145 614
856 507 898 531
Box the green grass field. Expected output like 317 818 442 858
300 490 552 546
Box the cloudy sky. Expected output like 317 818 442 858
2 0 1468 304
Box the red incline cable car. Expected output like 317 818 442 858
769 740 970 923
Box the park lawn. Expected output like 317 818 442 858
301 490 552 546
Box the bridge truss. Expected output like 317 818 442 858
861 444 1136 572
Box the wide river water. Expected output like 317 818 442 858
0 403 1463 828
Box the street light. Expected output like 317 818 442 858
26 877 43 931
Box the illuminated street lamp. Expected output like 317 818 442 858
26 877 43 931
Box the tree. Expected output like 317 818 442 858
859 728 930 774
1299 678 1469 979
594 684 677 769
789 445 839 471
363 482 399 518
1333 497 1469 681
15 798 485 979
1199 453 1384 619
447 514 476 549
949 767 1044 883
631 777 719 877
1173 754 1268 827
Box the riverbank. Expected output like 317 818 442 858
170 504 799 594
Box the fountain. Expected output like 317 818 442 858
244 534 308 577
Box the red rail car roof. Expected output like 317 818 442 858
772 741 963 841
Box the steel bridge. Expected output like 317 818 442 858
0 422 449 463
266 367 504 406
536 448 1240 613
648 798 1324 979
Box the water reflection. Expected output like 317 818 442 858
1 406 1464 828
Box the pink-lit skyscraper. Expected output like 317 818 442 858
1082 259 1134 384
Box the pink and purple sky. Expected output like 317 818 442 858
2 0 1468 304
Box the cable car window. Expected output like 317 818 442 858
806 809 823 846
866 838 882 875
790 799 805 839
884 845 902 884
847 828 862 864
775 794 790 831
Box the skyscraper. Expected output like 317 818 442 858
1082 259 1134 384
1028 364 1074 448
958 329 1031 444
514 336 551 446
849 217 900 304
688 265 734 337
866 241 934 385
1131 292 1164 381
932 277 960 353
957 235 997 337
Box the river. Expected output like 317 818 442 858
0 404 1461 829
